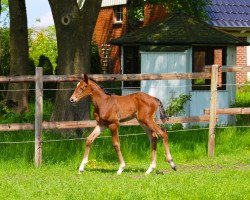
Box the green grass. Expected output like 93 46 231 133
0 162 249 200
234 85 250 125
0 127 249 200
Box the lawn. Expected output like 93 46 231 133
0 157 249 200
0 127 249 200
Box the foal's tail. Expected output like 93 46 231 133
156 98 169 123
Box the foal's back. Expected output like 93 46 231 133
111 92 159 121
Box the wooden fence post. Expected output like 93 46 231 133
208 64 219 157
35 67 43 167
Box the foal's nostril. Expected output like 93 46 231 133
70 98 74 103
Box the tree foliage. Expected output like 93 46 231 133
0 0 8 13
0 27 10 99
127 0 211 32
164 0 211 19
144 0 210 19
0 0 9 26
29 26 57 73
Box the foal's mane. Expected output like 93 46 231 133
89 78 112 96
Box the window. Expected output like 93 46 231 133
123 46 140 88
192 46 227 90
114 5 123 23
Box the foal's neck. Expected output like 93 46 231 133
89 80 110 107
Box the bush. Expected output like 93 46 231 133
166 94 192 117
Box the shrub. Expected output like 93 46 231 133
166 94 192 117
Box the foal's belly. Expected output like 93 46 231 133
117 105 137 121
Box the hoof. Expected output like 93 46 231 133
172 166 177 171
146 164 156 175
117 171 123 175
117 164 125 175
78 170 84 174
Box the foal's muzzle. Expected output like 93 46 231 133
70 97 78 103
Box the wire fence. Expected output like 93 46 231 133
0 125 249 144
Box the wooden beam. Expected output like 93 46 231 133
205 66 250 73
208 65 219 157
0 123 34 131
222 66 250 72
35 67 43 167
204 108 250 115
0 116 210 132
1 66 249 84
0 73 211 83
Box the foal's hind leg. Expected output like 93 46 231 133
144 120 176 171
109 123 126 175
140 124 158 174
79 125 105 174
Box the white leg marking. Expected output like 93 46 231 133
117 163 126 175
78 125 105 174
145 163 156 175
78 158 88 174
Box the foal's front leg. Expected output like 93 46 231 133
79 125 105 174
109 123 126 175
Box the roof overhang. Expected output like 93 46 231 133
110 12 250 47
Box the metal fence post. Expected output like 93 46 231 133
208 64 219 157
35 67 43 167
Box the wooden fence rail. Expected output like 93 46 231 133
1 65 249 83
204 108 250 115
0 72 211 83
0 116 211 132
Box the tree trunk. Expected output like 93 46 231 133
5 0 29 114
48 0 101 127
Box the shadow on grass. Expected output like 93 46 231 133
85 167 148 174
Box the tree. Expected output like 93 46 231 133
0 28 10 100
126 0 144 33
5 0 30 114
126 0 210 32
48 0 102 124
0 0 9 100
29 26 57 73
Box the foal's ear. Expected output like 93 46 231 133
84 74 88 84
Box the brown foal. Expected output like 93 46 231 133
70 74 176 174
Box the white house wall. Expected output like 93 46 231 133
77 0 127 9
101 0 127 7
140 52 189 117
190 91 231 125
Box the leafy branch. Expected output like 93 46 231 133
166 94 192 117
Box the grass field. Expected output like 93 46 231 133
0 160 249 200
0 85 249 199
0 127 249 200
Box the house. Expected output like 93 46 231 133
206 0 250 83
110 12 249 125
92 0 250 84
92 0 167 73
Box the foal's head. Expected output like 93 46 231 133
70 74 91 103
